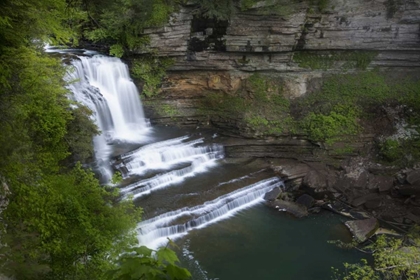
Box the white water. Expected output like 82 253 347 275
118 136 224 198
137 177 284 249
68 56 149 142
66 55 150 181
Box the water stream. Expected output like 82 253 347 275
66 53 363 279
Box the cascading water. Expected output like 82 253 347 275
137 177 284 249
66 55 150 181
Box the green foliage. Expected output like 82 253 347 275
110 44 125 58
131 56 175 97
65 105 99 164
302 105 360 145
378 138 420 167
240 0 259 11
0 1 192 279
333 227 420 280
1 164 142 279
0 0 82 49
379 139 401 162
194 0 235 20
107 245 191 280
201 73 293 135
293 51 378 70
83 0 177 56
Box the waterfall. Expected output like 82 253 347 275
64 52 277 253
117 136 224 198
137 177 284 249
66 55 149 181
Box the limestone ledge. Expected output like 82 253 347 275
135 1 420 67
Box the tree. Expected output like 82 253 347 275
333 226 420 280
0 1 191 279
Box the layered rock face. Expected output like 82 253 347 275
136 0 420 156
140 0 420 71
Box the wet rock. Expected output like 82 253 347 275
397 185 420 196
309 207 321 214
352 170 369 190
368 174 394 192
324 201 370 219
405 212 420 224
377 176 394 192
303 170 327 190
351 193 381 207
267 199 308 218
345 218 379 243
296 194 315 209
263 187 282 201
406 169 420 185
365 199 382 210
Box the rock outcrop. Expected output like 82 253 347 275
345 218 379 242
136 1 420 142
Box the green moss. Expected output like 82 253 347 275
379 138 420 166
200 73 293 136
332 145 356 156
159 104 178 117
130 56 175 97
293 51 377 70
240 0 258 11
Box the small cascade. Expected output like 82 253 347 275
137 177 284 249
117 136 224 197
117 136 224 175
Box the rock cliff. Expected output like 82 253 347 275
133 0 420 158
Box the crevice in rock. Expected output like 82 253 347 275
188 15 228 52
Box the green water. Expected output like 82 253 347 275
177 206 363 280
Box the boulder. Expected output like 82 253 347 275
364 199 382 210
377 176 394 192
263 187 282 201
345 218 379 243
352 170 369 189
368 174 394 192
406 169 420 185
267 199 308 218
397 185 420 196
303 170 327 190
296 194 315 209
351 193 381 207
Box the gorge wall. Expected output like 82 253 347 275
131 0 420 159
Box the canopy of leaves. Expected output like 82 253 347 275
82 0 179 56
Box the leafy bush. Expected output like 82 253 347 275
83 0 177 56
131 56 175 97
333 227 420 280
107 245 191 280
302 105 360 145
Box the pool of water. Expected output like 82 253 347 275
176 206 363 280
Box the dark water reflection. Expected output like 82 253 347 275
176 206 363 280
